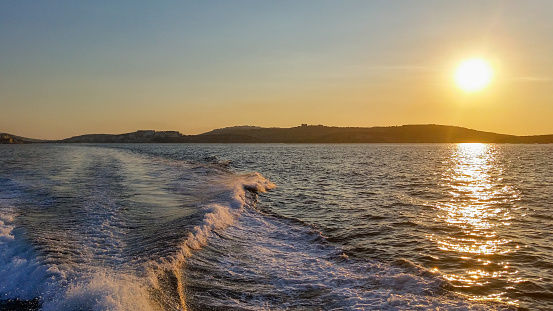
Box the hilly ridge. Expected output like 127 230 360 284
0 133 47 144
2 125 553 144
179 124 553 144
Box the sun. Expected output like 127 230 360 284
454 58 493 92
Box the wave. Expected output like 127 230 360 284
0 145 517 310
146 171 276 310
0 146 275 311
183 200 515 310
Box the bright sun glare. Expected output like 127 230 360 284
454 58 493 93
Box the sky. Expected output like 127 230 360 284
1 1 552 139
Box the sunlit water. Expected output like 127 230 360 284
1 144 552 310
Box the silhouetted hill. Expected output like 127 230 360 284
203 125 264 135
4 125 553 144
182 124 553 144
0 133 46 144
59 130 184 143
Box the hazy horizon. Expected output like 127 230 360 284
2 1 553 139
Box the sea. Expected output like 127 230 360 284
0 143 552 311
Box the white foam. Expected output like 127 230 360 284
168 171 276 264
1 207 160 310
185 204 236 250
185 207 514 310
137 170 276 311
42 272 156 311
0 206 59 301
0 148 278 311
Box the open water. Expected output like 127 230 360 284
1 143 552 310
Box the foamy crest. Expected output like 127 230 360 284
185 204 235 250
239 172 277 194
175 171 275 260
145 171 276 310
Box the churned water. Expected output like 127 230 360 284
0 143 551 310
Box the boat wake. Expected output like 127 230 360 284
0 146 274 311
0 145 515 310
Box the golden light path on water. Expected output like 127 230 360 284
427 143 523 305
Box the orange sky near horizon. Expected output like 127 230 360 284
1 1 552 140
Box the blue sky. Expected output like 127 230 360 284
1 1 552 139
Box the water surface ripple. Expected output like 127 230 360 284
1 143 551 310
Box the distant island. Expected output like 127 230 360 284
2 124 553 144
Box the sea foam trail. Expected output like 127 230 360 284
0 144 527 310
184 204 515 311
0 146 275 311
185 172 276 252
0 206 53 301
0 153 162 311
147 172 276 310
0 172 65 304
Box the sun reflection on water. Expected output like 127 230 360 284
428 143 523 304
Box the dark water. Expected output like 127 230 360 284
1 144 551 310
